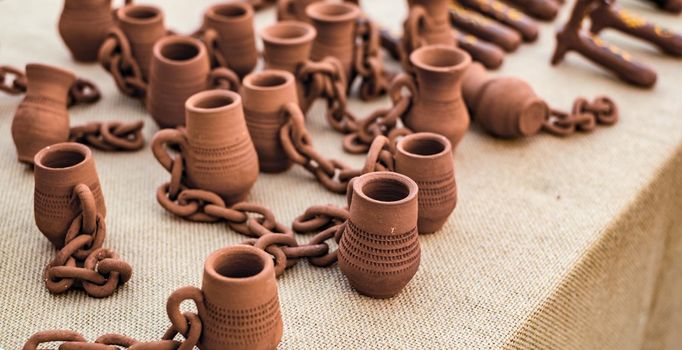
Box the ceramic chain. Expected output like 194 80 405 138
353 17 393 100
0 65 101 106
543 96 619 136
98 28 148 98
69 120 146 152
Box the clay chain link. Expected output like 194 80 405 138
0 65 101 106
99 28 147 98
45 184 132 298
353 17 393 100
543 96 619 136
69 120 145 152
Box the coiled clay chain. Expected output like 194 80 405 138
543 96 619 136
0 65 100 105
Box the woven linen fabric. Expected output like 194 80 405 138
1 0 681 349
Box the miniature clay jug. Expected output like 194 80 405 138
33 143 106 248
277 0 321 21
395 133 457 233
306 2 360 81
167 245 283 350
404 0 456 51
152 90 258 204
147 35 240 128
393 45 471 148
59 0 131 62
116 4 166 80
462 62 547 138
11 64 74 164
203 2 258 78
242 70 298 173
339 172 421 298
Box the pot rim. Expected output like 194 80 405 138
25 63 76 82
34 142 91 173
410 45 471 73
205 2 253 23
353 172 418 207
261 21 316 46
204 245 274 284
243 69 295 92
153 35 206 67
185 89 242 115
306 2 360 23
117 4 163 25
396 132 451 159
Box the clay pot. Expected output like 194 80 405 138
306 2 360 81
59 0 129 62
394 133 456 233
462 62 547 137
395 45 471 148
339 172 421 298
11 64 74 164
152 90 259 205
116 4 166 80
167 245 282 350
242 70 298 173
33 143 106 248
277 0 322 22
404 0 456 49
203 2 258 78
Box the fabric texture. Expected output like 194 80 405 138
0 0 680 348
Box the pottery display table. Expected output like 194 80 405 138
1 0 681 348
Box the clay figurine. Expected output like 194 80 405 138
152 90 259 205
115 4 167 80
147 35 240 128
449 4 522 52
167 245 283 350
393 45 471 148
403 0 456 54
339 172 421 298
277 0 321 21
457 0 539 42
33 143 106 248
203 2 259 78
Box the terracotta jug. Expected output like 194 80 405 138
33 143 106 248
203 2 258 78
277 0 321 21
404 0 456 52
167 245 283 350
147 35 240 128
116 4 166 80
462 62 547 137
395 133 457 233
306 1 360 81
11 64 74 164
152 90 259 205
339 172 421 298
59 0 130 62
393 45 471 148
242 70 298 173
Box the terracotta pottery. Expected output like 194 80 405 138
306 1 361 80
116 4 166 80
395 45 471 148
59 0 128 62
404 0 456 50
504 0 559 20
152 90 259 204
339 172 421 298
242 70 297 173
458 0 539 42
395 133 456 234
33 143 106 248
277 0 321 21
167 245 282 350
449 4 522 52
462 62 547 138
203 2 258 78
11 64 74 164
260 21 316 108
455 32 505 70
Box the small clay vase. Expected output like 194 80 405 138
167 245 283 350
203 2 258 78
306 1 361 81
277 0 321 21
242 70 298 173
59 0 129 62
116 4 166 80
33 143 106 248
11 64 74 164
339 172 421 298
147 35 239 128
260 21 316 107
462 62 547 138
395 133 456 234
395 45 471 148
152 90 259 205
404 0 456 50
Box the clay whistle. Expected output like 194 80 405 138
34 143 106 248
167 245 283 350
152 90 259 205
590 5 682 57
456 0 539 42
455 32 505 69
339 172 421 298
115 4 167 80
203 2 259 78
449 4 522 52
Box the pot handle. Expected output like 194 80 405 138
209 67 241 92
151 128 187 173
276 0 296 20
346 177 355 209
403 6 430 53
362 135 394 175
166 286 205 345
389 72 418 105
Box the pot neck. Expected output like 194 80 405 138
25 64 76 103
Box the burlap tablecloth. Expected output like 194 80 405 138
1 0 681 348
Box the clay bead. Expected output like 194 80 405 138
204 2 258 78
59 0 127 62
116 4 166 80
306 2 360 81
